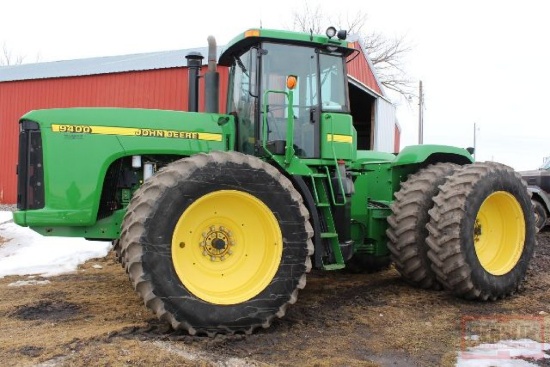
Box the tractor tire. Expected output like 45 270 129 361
119 151 313 336
112 240 125 268
386 162 458 289
426 162 536 300
533 200 548 232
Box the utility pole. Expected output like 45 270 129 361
418 80 424 144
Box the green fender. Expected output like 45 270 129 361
392 144 473 166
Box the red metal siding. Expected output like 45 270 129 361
347 41 383 95
394 124 401 153
0 67 229 204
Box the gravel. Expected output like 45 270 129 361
0 204 16 212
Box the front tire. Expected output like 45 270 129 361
426 162 535 300
120 151 313 335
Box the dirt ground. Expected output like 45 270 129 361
1 231 549 367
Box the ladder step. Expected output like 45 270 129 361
310 173 328 178
320 232 338 239
316 203 330 207
323 263 346 270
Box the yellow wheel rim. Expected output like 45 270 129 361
473 191 525 275
171 190 282 305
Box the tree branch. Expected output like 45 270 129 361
289 3 415 101
1 42 25 66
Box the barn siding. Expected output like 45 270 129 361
373 97 397 153
394 124 401 153
346 42 383 95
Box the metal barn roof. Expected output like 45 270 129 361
0 46 224 83
0 42 384 96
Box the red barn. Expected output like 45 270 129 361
0 42 398 204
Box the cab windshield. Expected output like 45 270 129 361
228 42 348 157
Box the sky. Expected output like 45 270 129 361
1 0 548 170
1 209 549 366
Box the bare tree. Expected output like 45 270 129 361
1 42 25 66
290 2 415 101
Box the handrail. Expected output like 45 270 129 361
261 89 295 164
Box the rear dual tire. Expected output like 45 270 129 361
426 162 536 300
387 163 458 289
388 161 535 301
533 200 548 232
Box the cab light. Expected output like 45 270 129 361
244 29 260 38
286 75 298 90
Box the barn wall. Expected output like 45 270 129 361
394 124 401 152
373 97 397 153
0 67 229 204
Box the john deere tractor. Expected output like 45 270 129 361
14 28 535 336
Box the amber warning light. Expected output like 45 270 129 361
286 75 298 90
244 29 260 38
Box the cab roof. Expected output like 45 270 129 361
218 28 354 66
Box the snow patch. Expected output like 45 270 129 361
456 339 550 367
0 211 112 278
8 279 51 287
0 211 13 223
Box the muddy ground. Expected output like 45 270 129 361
1 231 549 367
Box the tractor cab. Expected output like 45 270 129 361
219 28 356 162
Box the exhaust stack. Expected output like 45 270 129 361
185 52 204 112
205 35 219 113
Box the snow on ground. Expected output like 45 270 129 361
0 211 112 279
456 339 550 366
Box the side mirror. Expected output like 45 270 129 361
466 147 475 155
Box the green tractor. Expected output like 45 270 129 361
14 28 535 336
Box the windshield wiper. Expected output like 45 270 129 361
235 56 248 76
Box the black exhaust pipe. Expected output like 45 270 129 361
185 52 204 112
205 36 219 113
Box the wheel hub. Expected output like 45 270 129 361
171 189 283 305
201 225 234 261
212 238 226 250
